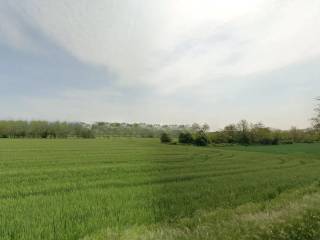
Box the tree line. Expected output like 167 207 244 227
0 121 192 139
91 122 193 138
1 120 318 143
161 121 320 146
161 98 320 146
1 98 319 142
0 121 94 138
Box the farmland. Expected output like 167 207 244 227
1 138 320 239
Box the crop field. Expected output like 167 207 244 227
1 138 320 240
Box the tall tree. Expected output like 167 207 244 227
236 120 251 144
191 123 201 132
202 123 210 132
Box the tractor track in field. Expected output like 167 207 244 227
1 161 319 201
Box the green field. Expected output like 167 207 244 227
1 139 320 240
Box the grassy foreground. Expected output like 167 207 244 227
0 138 320 239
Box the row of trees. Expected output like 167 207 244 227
161 121 320 146
91 122 193 138
0 121 94 138
1 118 319 142
209 121 319 145
1 98 319 141
161 99 320 146
0 121 194 139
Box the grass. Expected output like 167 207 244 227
0 138 320 239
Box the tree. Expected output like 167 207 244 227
191 123 201 132
178 132 193 144
250 123 275 145
312 97 320 131
223 124 237 143
202 123 210 132
193 130 210 146
160 132 171 143
289 127 300 142
236 120 251 144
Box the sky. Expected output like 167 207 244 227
1 0 320 129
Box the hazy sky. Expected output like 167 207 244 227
1 0 320 129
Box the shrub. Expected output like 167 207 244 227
160 133 171 143
80 129 95 138
258 137 279 145
238 134 251 145
259 138 273 145
271 137 280 145
178 132 194 144
193 131 210 146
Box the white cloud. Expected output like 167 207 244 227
1 0 320 128
3 0 320 91
0 3 37 52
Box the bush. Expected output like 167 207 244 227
272 137 280 145
178 132 194 144
259 138 273 145
193 131 210 146
160 133 171 143
238 134 251 145
79 129 95 138
259 137 279 145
